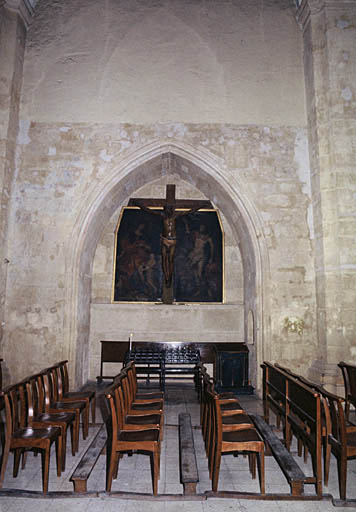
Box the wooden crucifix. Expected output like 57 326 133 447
129 184 212 304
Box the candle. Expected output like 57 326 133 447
129 332 133 351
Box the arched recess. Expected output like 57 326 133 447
63 141 270 393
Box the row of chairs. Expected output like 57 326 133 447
105 361 164 495
198 363 265 493
0 360 95 493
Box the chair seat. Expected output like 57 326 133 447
346 431 356 448
135 391 164 400
64 390 95 400
118 428 160 442
222 413 255 428
13 426 61 442
220 401 243 414
125 414 161 425
222 428 263 443
52 400 85 411
130 402 162 412
218 392 237 399
35 411 75 423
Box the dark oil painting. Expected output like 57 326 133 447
112 207 223 303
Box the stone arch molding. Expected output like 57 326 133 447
64 141 270 391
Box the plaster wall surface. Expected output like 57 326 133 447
20 0 306 126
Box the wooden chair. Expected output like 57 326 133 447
55 360 96 424
39 369 83 453
120 372 164 417
323 391 356 500
0 384 62 493
206 388 265 493
24 374 76 471
49 364 90 440
110 378 163 439
201 373 244 454
338 362 356 421
126 362 164 401
105 389 161 495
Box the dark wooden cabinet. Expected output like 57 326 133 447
214 343 253 394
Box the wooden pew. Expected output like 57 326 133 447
178 413 199 495
261 362 289 436
261 362 323 497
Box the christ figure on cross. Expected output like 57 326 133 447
129 185 211 303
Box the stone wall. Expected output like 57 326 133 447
3 121 316 390
0 0 326 392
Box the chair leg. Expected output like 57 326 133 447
337 455 347 501
257 450 265 494
106 446 118 492
0 439 10 487
212 451 221 492
113 452 121 480
324 438 331 486
21 451 28 469
297 437 302 457
55 435 62 477
13 448 22 477
83 405 90 439
91 397 96 424
249 452 256 479
345 400 350 422
41 448 50 494
68 423 75 457
74 412 80 452
150 450 159 496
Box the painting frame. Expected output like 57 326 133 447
111 206 224 304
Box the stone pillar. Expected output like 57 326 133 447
0 0 33 343
297 0 356 390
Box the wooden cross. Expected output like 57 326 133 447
128 185 212 303
128 184 212 211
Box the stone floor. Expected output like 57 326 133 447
0 382 355 511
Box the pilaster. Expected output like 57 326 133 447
297 0 356 389
0 0 33 347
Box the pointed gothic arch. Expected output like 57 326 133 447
63 141 271 393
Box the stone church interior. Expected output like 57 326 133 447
0 0 355 509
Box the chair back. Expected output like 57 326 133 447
126 362 138 397
205 387 222 471
37 371 55 412
346 365 356 398
121 371 134 411
105 386 119 441
2 384 25 437
57 361 70 394
0 381 32 437
323 392 347 449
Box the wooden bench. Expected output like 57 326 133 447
261 362 323 497
70 424 107 492
178 412 199 495
250 413 306 496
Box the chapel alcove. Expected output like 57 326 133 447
82 150 261 390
